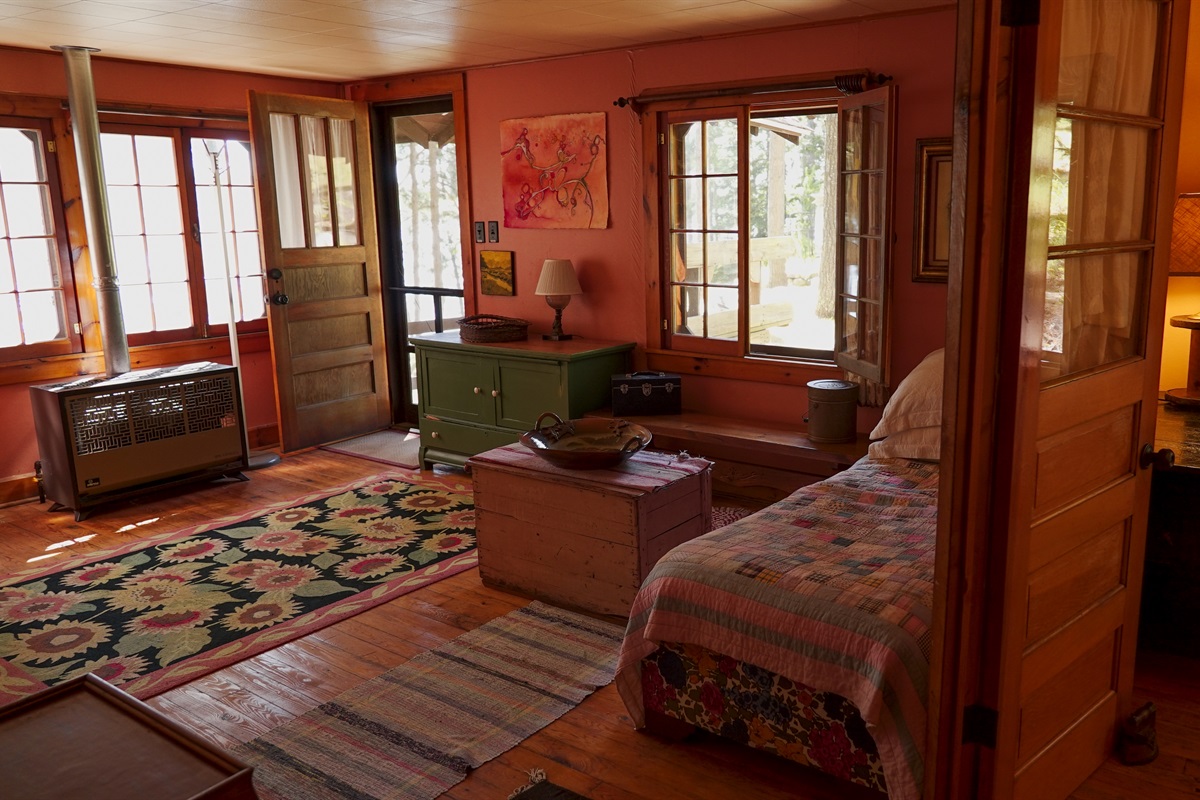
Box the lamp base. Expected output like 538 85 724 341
542 333 574 341
1165 387 1200 407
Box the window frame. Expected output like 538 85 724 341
0 115 83 362
99 121 268 348
641 81 894 387
181 127 269 339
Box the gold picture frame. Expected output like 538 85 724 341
480 250 515 296
913 137 953 283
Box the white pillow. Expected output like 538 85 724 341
868 425 941 461
870 348 945 440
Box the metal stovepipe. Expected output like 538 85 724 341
53 45 130 377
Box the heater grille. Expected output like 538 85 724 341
68 376 238 456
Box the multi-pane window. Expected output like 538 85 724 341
102 129 192 337
0 114 264 366
656 84 893 386
190 137 266 326
0 118 78 360
98 125 265 346
666 109 837 360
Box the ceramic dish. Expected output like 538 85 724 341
519 412 653 469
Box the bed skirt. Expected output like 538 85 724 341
643 641 887 794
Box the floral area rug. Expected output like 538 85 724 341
0 471 476 705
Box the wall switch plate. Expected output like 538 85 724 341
487 221 499 242
474 221 486 243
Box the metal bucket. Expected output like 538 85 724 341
804 379 859 443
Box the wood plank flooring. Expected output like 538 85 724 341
1 449 1196 799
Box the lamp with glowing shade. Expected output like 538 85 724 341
535 258 583 341
1166 193 1200 407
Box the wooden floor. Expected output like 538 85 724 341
1 449 1196 799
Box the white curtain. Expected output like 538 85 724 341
269 113 305 249
1058 0 1158 372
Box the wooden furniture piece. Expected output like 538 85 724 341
468 443 712 616
410 332 633 469
1140 401 1200 655
586 409 869 505
0 673 256 800
1165 314 1200 406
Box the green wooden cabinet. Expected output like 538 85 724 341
410 332 634 469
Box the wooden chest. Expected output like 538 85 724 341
468 444 712 616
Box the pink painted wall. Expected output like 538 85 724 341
460 9 954 427
0 46 337 110
0 12 955 487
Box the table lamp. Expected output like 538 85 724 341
535 258 583 341
1166 193 1200 407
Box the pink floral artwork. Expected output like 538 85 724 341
500 112 608 229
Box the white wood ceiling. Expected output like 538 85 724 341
0 0 946 81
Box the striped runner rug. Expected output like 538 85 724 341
235 601 623 800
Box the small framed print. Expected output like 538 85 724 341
913 137 953 283
480 250 514 296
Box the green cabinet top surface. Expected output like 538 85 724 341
410 331 634 361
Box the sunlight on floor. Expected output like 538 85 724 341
115 517 161 534
27 532 100 564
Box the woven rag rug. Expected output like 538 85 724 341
0 471 476 705
235 601 623 800
322 429 421 469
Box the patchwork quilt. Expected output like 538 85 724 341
615 456 939 800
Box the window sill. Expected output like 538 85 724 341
0 332 270 388
643 348 843 386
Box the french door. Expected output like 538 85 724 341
933 1 1191 797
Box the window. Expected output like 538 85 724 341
100 125 265 346
665 108 838 360
190 136 266 328
650 82 894 386
0 117 79 361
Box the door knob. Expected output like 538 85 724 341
267 268 283 280
1139 443 1175 471
271 293 290 305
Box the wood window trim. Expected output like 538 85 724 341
644 347 846 386
641 78 893 382
0 331 269 388
0 114 83 362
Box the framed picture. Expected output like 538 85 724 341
913 137 953 283
480 250 515 296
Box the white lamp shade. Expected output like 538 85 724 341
535 259 582 296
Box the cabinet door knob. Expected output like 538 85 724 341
473 387 481 394
491 389 500 398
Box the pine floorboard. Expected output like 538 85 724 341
1 448 1196 799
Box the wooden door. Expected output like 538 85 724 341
932 1 1190 798
247 91 390 452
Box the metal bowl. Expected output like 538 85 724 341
519 412 653 469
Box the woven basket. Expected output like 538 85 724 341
458 314 530 343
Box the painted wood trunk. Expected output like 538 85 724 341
468 445 712 616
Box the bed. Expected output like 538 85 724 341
614 349 944 800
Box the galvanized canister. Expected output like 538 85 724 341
804 379 859 443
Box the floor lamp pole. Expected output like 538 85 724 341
207 143 279 470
